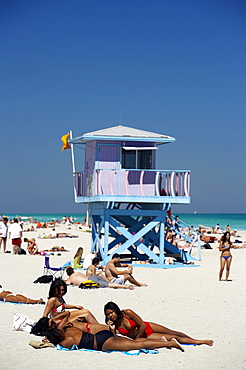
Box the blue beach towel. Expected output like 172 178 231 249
0 301 25 305
56 344 159 355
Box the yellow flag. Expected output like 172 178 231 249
61 132 71 151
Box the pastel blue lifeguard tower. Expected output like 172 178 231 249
67 125 199 267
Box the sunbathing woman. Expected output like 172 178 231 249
42 279 97 323
42 246 69 252
0 289 44 304
219 231 232 281
104 302 213 346
46 312 184 352
74 247 83 268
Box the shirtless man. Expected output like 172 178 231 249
0 217 8 253
105 253 147 287
64 267 134 290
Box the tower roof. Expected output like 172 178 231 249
70 125 175 145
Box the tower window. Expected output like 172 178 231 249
122 149 152 169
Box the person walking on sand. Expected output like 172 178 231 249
8 218 23 254
105 253 147 287
0 217 8 253
219 231 233 281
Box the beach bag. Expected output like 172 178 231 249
79 280 100 289
33 275 53 284
18 248 26 255
12 313 35 332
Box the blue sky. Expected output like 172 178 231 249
0 0 245 214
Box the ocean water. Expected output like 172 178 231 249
2 213 246 231
177 214 246 231
2 213 86 224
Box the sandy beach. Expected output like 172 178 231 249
1 223 246 370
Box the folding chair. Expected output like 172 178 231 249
43 256 64 278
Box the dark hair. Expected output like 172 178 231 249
48 279 67 299
31 317 49 336
112 253 120 259
24 238 28 242
3 217 8 222
13 218 18 223
66 267 74 276
104 301 123 323
92 257 99 265
46 328 64 345
221 231 232 245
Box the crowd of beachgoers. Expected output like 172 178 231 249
0 213 245 369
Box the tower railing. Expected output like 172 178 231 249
74 168 190 198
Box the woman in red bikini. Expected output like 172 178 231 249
104 302 213 346
46 311 184 352
42 279 97 323
219 231 232 281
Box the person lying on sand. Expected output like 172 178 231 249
200 235 218 243
38 233 78 239
0 288 44 304
56 233 78 238
65 267 134 290
42 246 69 252
104 301 214 346
45 311 184 352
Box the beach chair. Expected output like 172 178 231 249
43 256 64 278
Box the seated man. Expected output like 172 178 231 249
65 267 133 290
105 253 147 287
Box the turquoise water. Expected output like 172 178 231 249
2 213 246 231
2 213 86 224
176 214 246 231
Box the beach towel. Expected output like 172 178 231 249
61 261 73 269
56 344 159 355
12 313 35 332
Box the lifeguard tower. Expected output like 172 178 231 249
66 125 199 267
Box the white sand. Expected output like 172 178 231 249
1 224 246 370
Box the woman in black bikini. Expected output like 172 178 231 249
46 312 184 352
219 231 232 281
